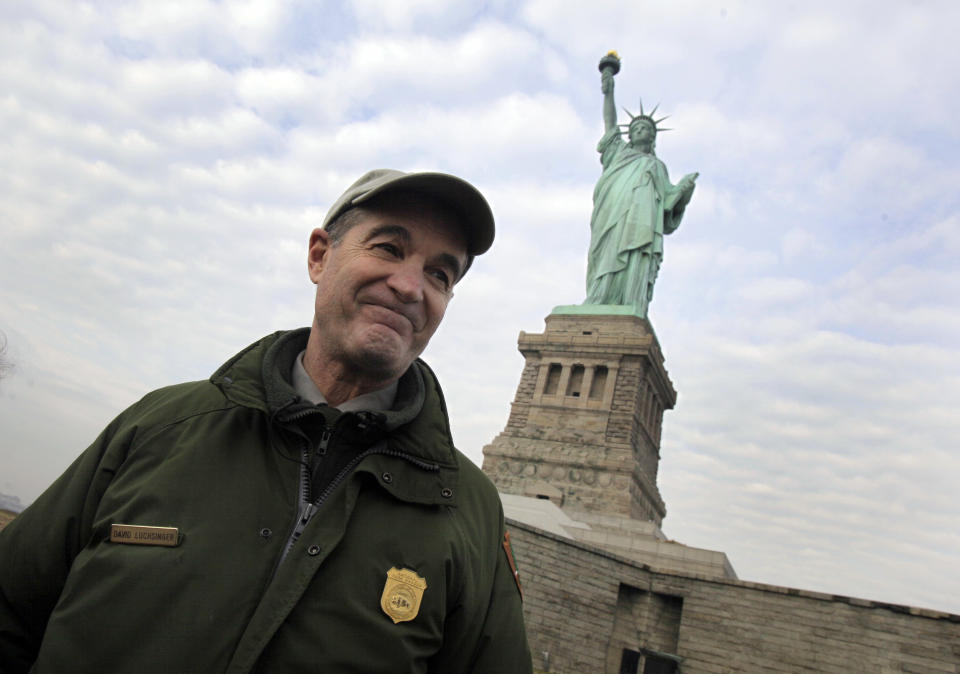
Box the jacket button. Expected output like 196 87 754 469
307 544 321 556
259 528 272 539
441 487 453 499
381 472 393 484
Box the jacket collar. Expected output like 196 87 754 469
210 329 460 469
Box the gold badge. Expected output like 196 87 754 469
110 524 180 547
380 567 427 624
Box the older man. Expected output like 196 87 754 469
0 170 532 673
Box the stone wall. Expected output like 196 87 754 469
509 520 960 674
484 313 674 525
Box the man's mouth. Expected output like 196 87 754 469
364 302 420 334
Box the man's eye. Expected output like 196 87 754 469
375 242 402 257
429 269 451 289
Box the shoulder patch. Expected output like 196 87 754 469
502 530 523 600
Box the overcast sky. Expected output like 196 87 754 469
2 1 959 615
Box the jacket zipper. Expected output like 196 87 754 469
279 428 333 563
276 436 440 567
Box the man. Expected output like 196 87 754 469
0 169 532 673
585 61 698 317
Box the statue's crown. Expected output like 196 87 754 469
619 100 671 135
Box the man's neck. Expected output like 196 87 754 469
302 329 398 408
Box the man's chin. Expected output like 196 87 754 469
349 332 418 381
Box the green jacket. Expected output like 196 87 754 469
0 330 531 673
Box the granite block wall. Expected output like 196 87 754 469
509 521 960 674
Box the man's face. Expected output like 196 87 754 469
307 197 468 383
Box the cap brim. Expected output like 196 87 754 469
323 170 495 256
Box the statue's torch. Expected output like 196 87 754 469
598 50 621 76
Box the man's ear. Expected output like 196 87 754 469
307 228 331 283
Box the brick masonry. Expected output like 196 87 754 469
510 520 960 674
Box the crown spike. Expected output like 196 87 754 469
620 99 675 138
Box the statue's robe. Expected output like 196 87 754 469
585 128 691 316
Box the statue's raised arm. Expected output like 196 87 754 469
600 52 618 133
584 52 698 318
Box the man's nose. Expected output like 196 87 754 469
387 260 425 302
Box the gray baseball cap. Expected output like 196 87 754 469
321 169 495 256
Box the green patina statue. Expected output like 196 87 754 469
584 52 698 317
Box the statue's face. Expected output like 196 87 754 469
629 119 655 147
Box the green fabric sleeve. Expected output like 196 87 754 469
464 531 533 674
427 506 532 674
0 412 132 672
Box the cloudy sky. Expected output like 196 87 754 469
2 1 959 615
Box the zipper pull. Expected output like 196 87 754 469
299 502 318 526
317 428 332 456
286 501 318 552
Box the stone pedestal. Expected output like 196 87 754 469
482 310 676 525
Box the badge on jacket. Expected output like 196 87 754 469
381 567 427 623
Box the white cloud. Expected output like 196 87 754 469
780 226 826 262
1 0 959 618
234 67 331 124
350 0 481 33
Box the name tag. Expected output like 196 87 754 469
110 524 180 547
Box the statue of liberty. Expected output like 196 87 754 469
584 52 698 317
